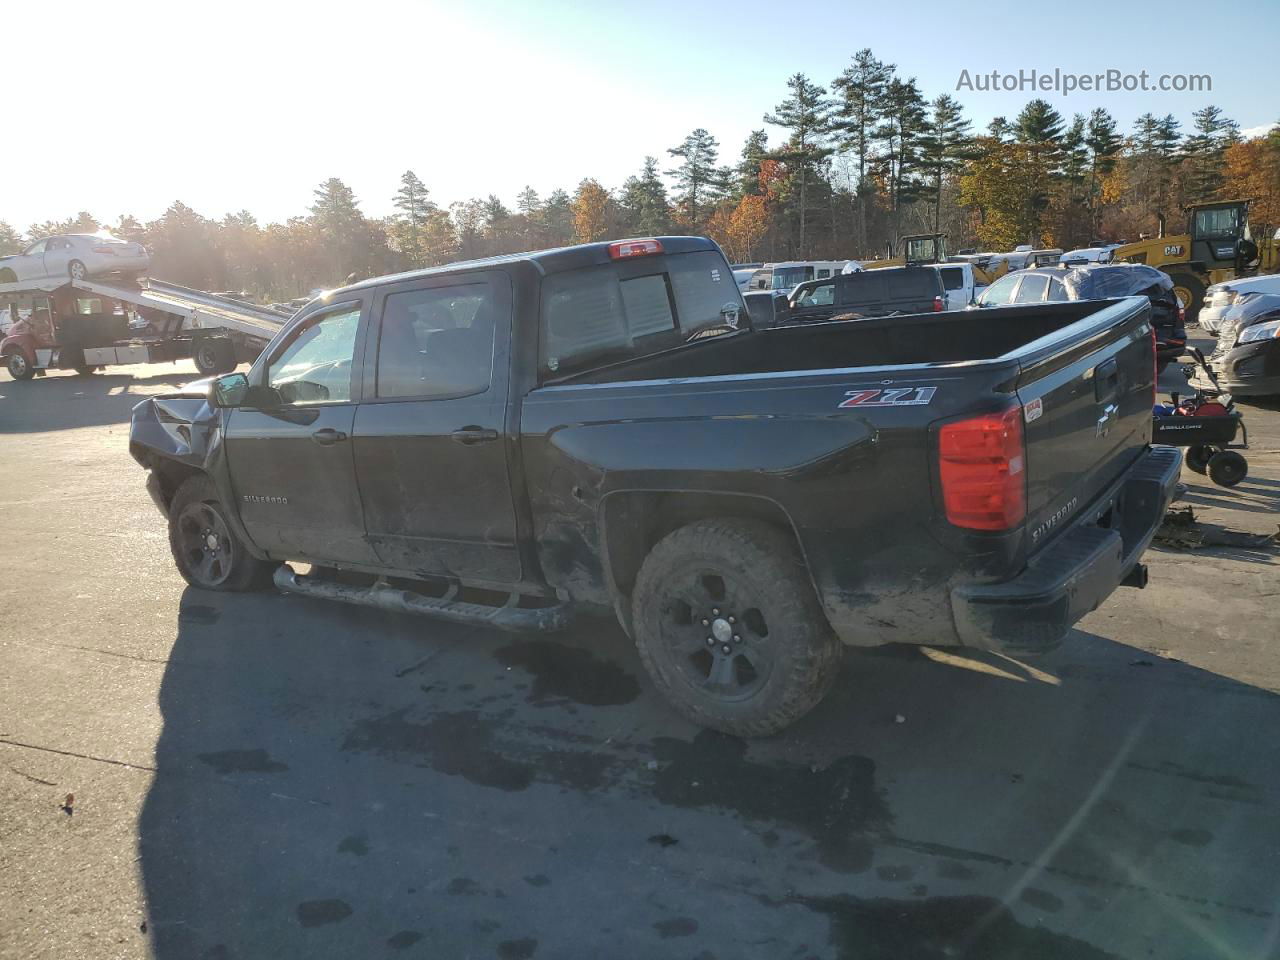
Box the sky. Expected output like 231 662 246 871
5 0 1278 232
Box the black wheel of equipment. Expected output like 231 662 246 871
6 352 34 380
631 518 843 737
1207 450 1247 488
167 475 277 591
192 339 236 375
1185 444 1214 475
1168 271 1206 323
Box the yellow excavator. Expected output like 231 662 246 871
1112 199 1279 318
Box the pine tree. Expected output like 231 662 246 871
831 50 892 251
736 130 770 197
391 170 437 266
873 77 928 226
917 94 972 232
619 157 671 236
542 189 575 246
1183 105 1238 203
1085 109 1122 236
0 221 22 255
1015 99 1065 145
765 73 833 256
988 117 1010 140
667 129 723 226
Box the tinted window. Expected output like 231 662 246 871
541 251 741 377
375 284 495 399
938 267 964 291
838 273 884 305
795 281 835 307
980 273 1021 305
816 268 831 279
269 304 361 405
885 271 938 297
1014 274 1050 303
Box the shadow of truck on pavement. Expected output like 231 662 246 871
138 587 1280 960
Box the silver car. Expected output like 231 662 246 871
0 233 149 284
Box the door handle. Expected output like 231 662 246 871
451 426 499 445
311 427 348 445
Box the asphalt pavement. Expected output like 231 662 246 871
1 351 1277 960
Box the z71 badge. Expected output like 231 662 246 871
839 386 937 408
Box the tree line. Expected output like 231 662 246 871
2 49 1277 301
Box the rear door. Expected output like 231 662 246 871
43 238 72 279
1015 300 1154 551
224 296 378 564
350 270 520 583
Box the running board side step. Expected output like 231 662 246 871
273 566 573 632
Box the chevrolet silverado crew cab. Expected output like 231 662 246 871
130 236 1180 736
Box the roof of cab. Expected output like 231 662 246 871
332 235 720 297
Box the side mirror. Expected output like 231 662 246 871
208 372 249 408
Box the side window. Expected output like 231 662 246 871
798 282 835 306
939 267 964 291
816 268 831 279
25 239 47 256
375 283 496 399
1013 274 1050 303
1046 278 1069 301
268 304 361 405
980 273 1021 305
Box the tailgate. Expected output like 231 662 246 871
1015 298 1154 551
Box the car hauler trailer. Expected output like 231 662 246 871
0 275 289 380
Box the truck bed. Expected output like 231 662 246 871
558 301 1105 385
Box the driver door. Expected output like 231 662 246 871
43 237 72 279
222 296 379 565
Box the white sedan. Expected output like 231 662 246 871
1199 274 1280 334
0 233 149 284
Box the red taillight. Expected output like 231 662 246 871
92 246 117 254
933 295 944 312
938 406 1026 530
608 238 663 259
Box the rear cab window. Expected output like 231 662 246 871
540 250 743 379
938 267 965 291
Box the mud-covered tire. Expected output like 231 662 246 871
1207 450 1247 488
6 351 34 380
1185 444 1214 474
167 475 276 591
631 519 843 737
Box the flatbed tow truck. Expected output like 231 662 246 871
1 274 290 381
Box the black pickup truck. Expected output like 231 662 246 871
130 236 1180 736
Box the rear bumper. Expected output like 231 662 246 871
950 445 1181 656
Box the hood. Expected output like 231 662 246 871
1221 293 1280 338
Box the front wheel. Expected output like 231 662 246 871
1168 271 1206 323
167 475 277 591
68 259 87 281
631 519 842 737
1208 450 1247 488
6 352 34 381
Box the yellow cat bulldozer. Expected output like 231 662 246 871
1112 199 1278 319
862 234 949 269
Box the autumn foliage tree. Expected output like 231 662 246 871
571 179 613 242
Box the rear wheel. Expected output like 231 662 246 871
68 259 87 281
168 475 277 591
0 268 15 283
1207 450 1247 488
1185 444 1214 475
1168 271 1206 323
6 352 34 381
192 338 236 375
631 519 842 737
74 364 99 376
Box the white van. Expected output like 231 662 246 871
768 261 860 292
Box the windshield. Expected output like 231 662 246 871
770 266 813 290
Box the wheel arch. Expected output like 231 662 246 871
597 489 819 634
